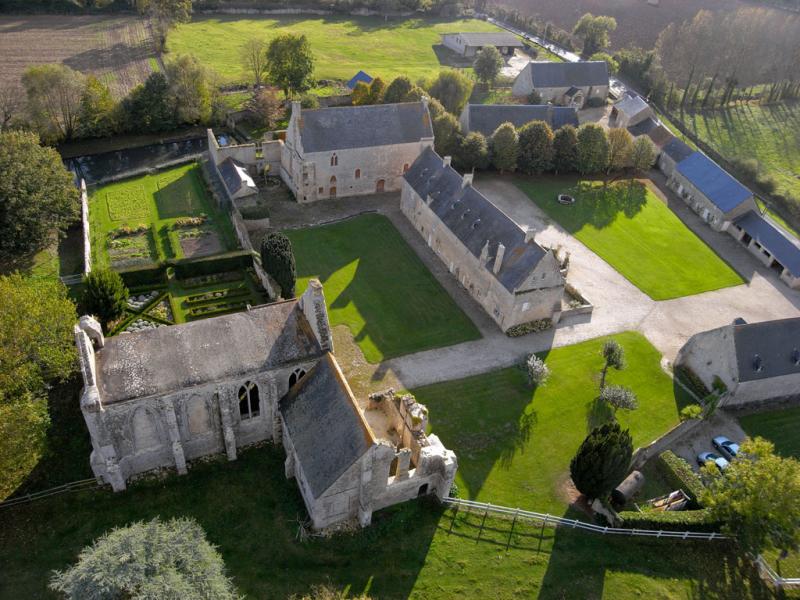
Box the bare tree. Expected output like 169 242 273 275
0 84 23 132
241 38 268 88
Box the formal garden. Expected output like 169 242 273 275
515 177 745 300
287 214 481 362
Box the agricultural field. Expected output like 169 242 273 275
287 214 481 363
673 102 800 220
0 15 158 98
0 334 769 600
167 16 505 85
515 177 745 300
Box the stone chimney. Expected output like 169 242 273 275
299 279 333 353
523 226 536 243
462 172 474 189
493 243 506 274
480 240 489 264
443 155 452 168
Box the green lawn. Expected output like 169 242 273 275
287 214 480 363
673 102 800 211
413 331 692 513
739 406 800 459
167 16 504 85
88 163 236 270
514 177 745 300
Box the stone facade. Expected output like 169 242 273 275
667 170 757 232
280 101 434 203
511 62 609 109
401 149 565 332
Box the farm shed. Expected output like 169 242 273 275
459 103 579 136
511 61 609 109
610 93 654 129
729 211 800 289
347 70 373 90
668 151 757 232
440 32 523 57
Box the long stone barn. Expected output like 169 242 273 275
74 281 456 529
401 147 566 333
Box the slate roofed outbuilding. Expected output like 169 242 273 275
446 32 523 47
734 211 800 277
627 116 658 138
346 70 373 90
661 137 694 163
613 93 650 120
676 151 753 213
646 124 674 148
733 317 800 382
218 157 256 196
297 102 434 153
524 60 609 89
404 147 548 293
279 353 375 499
462 104 579 137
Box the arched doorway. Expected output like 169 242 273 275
376 179 385 193
330 175 337 199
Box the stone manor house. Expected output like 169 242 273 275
75 281 456 529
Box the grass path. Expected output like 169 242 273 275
413 332 692 514
515 177 745 300
167 16 503 84
287 214 480 363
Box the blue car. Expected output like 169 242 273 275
712 436 740 459
697 452 729 472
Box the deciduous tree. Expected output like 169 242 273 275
570 421 632 501
137 0 192 51
77 76 117 138
0 83 22 132
607 127 633 173
573 13 617 57
260 232 297 299
630 136 656 176
518 120 554 174
266 34 315 97
0 274 77 499
600 339 625 388
351 81 372 105
427 69 473 114
241 38 269 87
589 52 619 74
490 122 518 173
474 46 504 87
552 125 578 173
455 131 490 171
0 130 79 258
576 123 609 175
165 54 214 125
599 385 638 412
525 353 550 387
50 517 238 599
83 269 129 329
432 111 461 158
249 87 283 130
703 438 800 555
383 76 413 103
22 63 85 141
122 72 175 132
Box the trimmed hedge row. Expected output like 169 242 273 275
617 508 722 533
656 450 707 507
674 364 710 398
117 265 166 289
172 251 254 279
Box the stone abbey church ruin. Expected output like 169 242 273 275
75 281 456 529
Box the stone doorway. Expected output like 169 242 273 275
376 179 385 193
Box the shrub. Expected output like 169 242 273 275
525 353 550 387
116 265 166 289
570 421 633 501
110 224 149 238
83 269 129 328
617 508 721 532
238 204 270 220
505 318 552 337
172 215 207 229
585 97 607 108
679 404 702 421
673 364 710 398
599 384 638 412
656 450 706 507
711 375 728 394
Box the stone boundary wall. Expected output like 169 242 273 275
89 155 204 187
630 418 704 469
230 205 254 251
721 393 800 415
280 209 380 231
559 282 593 319
80 179 91 275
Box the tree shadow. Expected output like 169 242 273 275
586 396 614 432
432 44 474 68
62 41 154 74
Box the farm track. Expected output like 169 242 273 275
0 15 157 98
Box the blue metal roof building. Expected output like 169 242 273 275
675 152 753 213
346 70 373 90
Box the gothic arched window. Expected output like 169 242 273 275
238 381 260 420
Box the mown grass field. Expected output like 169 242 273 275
515 177 745 300
673 102 800 211
167 16 504 85
739 406 800 460
287 214 480 363
413 331 692 513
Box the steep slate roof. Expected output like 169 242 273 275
96 301 323 404
218 157 255 196
676 152 752 213
646 124 674 148
346 70 373 90
614 93 650 119
445 32 523 47
627 116 658 138
661 137 694 163
297 102 433 153
734 211 800 276
404 147 549 293
463 104 578 136
733 317 800 382
279 353 374 499
521 60 609 89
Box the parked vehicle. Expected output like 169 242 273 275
712 436 740 458
697 452 729 472
558 194 576 205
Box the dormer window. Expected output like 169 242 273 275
472 219 481 229
461 209 471 219
752 354 763 372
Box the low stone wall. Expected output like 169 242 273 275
631 418 704 469
721 393 800 415
230 206 253 251
559 282 593 319
80 179 91 275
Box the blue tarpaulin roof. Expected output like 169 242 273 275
676 152 752 213
346 70 373 90
734 211 800 276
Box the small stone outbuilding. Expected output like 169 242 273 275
441 32 523 57
512 61 609 108
610 93 654 129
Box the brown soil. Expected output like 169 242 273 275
179 232 223 258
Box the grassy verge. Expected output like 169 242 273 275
287 214 480 363
413 331 692 513
514 176 745 300
167 16 503 85
738 406 800 459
